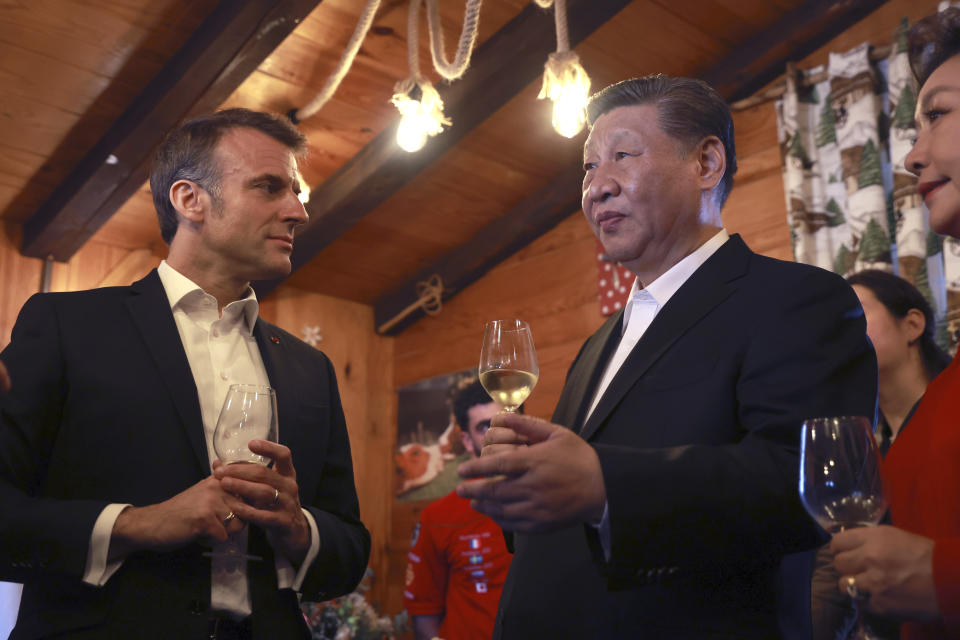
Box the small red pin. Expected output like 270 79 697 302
270 336 280 344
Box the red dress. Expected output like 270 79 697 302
403 490 512 640
885 349 960 639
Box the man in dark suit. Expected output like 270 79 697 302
0 109 370 639
458 75 877 638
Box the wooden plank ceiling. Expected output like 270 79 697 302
0 0 890 333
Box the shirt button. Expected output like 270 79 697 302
220 371 229 381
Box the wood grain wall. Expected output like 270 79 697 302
258 287 395 611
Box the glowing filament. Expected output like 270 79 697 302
391 82 451 153
538 51 591 138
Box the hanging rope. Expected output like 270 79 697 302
424 0 484 80
290 0 382 123
292 0 483 125
535 0 590 137
531 0 569 53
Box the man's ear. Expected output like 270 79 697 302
169 179 208 224
695 135 726 192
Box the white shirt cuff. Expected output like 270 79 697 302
276 508 320 591
83 504 131 586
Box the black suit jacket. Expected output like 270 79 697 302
494 235 877 639
0 271 370 639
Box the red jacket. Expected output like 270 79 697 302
886 349 960 639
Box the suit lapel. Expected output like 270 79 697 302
126 270 208 472
554 312 622 431
252 320 297 450
578 235 751 442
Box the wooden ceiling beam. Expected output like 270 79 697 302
375 163 584 334
702 0 891 103
252 0 634 297
371 0 891 335
21 0 323 261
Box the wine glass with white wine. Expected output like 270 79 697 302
478 319 539 412
800 416 887 640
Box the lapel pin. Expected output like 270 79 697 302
270 336 280 344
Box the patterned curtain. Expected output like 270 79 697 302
776 18 960 351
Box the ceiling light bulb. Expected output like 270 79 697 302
391 80 451 153
539 52 591 138
551 82 589 138
397 111 430 153
298 184 311 204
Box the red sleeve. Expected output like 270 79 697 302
403 514 448 616
933 537 960 631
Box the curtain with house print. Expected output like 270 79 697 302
775 18 960 352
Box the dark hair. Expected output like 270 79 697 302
149 108 307 244
453 379 494 433
586 75 737 208
847 269 952 380
908 8 960 87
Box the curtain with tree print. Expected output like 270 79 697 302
775 18 960 351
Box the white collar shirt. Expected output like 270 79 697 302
584 229 730 425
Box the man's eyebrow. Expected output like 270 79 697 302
583 129 633 160
246 172 285 185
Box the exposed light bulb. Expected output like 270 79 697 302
391 80 451 153
298 184 311 204
397 110 430 153
295 170 311 204
538 51 591 138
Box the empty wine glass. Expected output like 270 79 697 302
213 384 278 465
800 416 887 640
207 384 278 564
478 319 539 412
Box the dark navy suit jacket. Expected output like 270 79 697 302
0 270 370 639
494 235 877 639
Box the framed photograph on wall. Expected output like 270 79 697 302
394 367 477 503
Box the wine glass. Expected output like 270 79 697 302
213 384 278 465
800 416 887 640
208 384 278 563
478 319 539 412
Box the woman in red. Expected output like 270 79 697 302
830 8 960 639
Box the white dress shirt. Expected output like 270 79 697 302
587 229 729 555
82 261 320 617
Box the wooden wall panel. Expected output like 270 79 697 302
259 286 396 611
0 224 44 346
0 223 161 344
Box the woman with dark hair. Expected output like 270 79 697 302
828 8 960 639
848 269 952 450
813 271 949 640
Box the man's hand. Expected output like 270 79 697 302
831 525 939 622
456 414 606 533
479 414 530 457
110 476 245 559
214 439 311 566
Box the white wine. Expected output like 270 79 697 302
479 368 538 411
